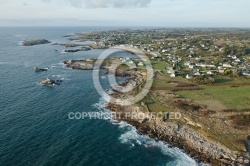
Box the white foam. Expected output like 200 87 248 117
52 75 62 77
0 62 17 66
18 41 24 46
119 125 200 166
93 98 207 166
60 50 68 54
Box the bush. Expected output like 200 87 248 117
191 75 214 84
224 69 232 75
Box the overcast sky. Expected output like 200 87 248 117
0 0 249 27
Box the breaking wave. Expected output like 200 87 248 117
93 98 207 166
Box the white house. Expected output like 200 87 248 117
196 63 206 67
184 61 191 66
207 71 214 75
186 74 194 79
121 58 126 63
170 73 176 77
188 63 196 69
243 71 250 76
218 66 225 73
137 62 144 66
223 63 232 68
128 60 134 64
206 64 216 68
232 55 237 59
194 72 201 76
166 67 175 74
235 59 241 62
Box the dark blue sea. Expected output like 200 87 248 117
0 27 199 166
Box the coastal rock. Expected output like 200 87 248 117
64 46 91 53
40 78 62 86
63 59 96 70
90 43 108 49
60 43 80 47
21 39 51 46
107 102 245 166
34 67 48 72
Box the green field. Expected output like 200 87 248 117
152 79 173 88
175 85 250 109
150 60 167 70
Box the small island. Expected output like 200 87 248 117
21 39 51 46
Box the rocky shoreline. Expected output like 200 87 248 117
107 101 250 166
103 69 250 165
64 56 250 165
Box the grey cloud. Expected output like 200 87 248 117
43 0 151 8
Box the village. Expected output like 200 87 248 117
71 28 250 84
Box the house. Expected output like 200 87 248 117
223 63 232 68
137 62 144 66
128 60 134 64
184 61 190 66
166 67 175 74
121 58 126 63
161 49 169 53
201 44 205 48
206 64 216 68
218 66 225 73
232 55 237 59
207 71 214 75
243 71 250 76
194 71 201 76
196 63 206 67
170 73 176 77
235 58 241 62
188 63 196 69
186 74 194 79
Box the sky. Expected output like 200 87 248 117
0 0 249 27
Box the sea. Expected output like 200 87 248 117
0 27 202 166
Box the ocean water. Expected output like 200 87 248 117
0 27 200 166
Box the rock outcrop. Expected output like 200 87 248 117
107 103 250 166
40 78 62 86
64 46 91 53
34 67 48 72
63 59 96 70
21 39 51 46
